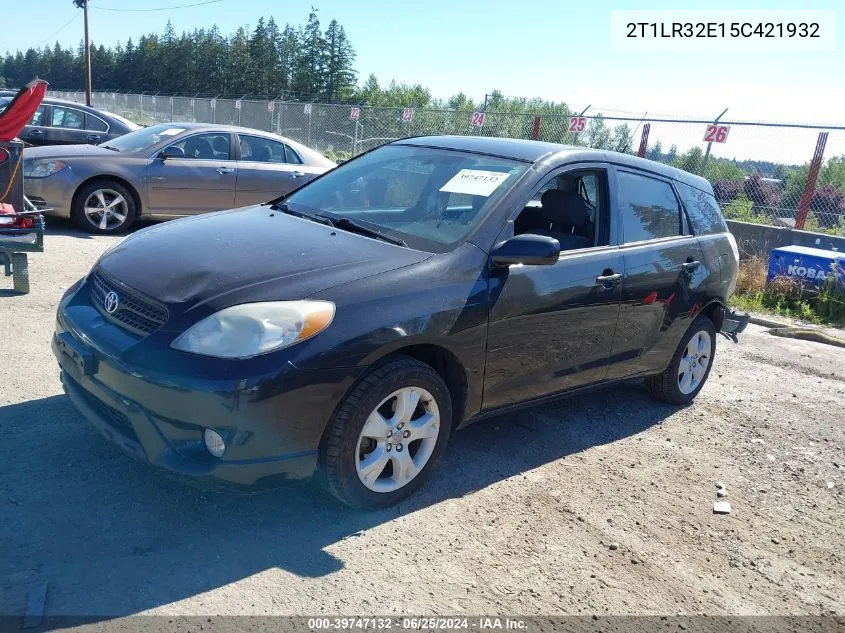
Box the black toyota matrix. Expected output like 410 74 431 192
53 136 746 509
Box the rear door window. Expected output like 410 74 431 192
676 182 728 235
616 170 682 243
52 106 85 129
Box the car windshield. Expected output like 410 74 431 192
283 144 528 252
100 123 188 152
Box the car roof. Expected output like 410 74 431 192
0 92 129 119
150 122 313 140
394 135 713 193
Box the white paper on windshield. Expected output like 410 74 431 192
158 128 185 137
439 169 510 197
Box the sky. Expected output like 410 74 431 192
3 0 844 162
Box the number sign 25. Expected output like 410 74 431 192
568 116 586 133
704 125 730 143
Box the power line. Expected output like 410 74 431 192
91 0 224 11
33 12 81 48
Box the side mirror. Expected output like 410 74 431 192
158 146 185 160
491 234 560 266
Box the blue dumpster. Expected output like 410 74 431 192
768 245 845 287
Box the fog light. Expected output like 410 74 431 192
203 429 226 458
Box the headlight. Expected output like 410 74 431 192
171 300 335 358
23 159 67 178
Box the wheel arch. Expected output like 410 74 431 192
72 175 143 217
700 299 726 332
357 343 470 429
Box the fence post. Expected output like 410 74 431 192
307 105 312 147
532 115 541 141
637 123 651 158
795 131 829 231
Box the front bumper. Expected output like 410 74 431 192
24 172 76 219
52 313 363 489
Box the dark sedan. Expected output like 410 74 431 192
53 136 743 509
0 94 140 147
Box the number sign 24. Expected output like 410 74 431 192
703 125 730 143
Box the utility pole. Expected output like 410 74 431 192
73 0 92 106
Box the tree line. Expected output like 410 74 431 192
1 10 356 102
2 11 842 232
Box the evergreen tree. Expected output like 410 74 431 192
249 17 275 96
323 20 356 102
225 27 251 95
277 24 299 95
292 8 323 97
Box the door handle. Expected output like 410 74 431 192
682 260 700 272
28 129 43 136
87 134 101 142
290 171 306 178
216 166 235 175
595 272 622 289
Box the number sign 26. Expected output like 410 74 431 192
704 125 730 143
568 116 586 133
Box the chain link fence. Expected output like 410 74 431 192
50 90 845 236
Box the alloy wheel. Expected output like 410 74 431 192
84 188 129 231
677 330 712 394
355 386 440 493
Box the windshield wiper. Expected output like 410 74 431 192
333 217 408 247
272 203 407 247
101 145 120 152
272 202 334 227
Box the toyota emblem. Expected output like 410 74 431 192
104 291 120 314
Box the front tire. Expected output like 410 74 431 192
645 315 716 405
319 356 452 509
72 180 137 234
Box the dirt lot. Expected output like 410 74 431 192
1 225 844 619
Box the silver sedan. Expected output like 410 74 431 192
24 123 336 234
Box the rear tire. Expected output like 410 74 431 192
645 315 716 405
72 180 137 235
319 355 452 509
11 253 29 294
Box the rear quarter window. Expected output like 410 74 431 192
676 182 728 235
86 114 109 133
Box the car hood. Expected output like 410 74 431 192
25 144 125 159
97 206 431 313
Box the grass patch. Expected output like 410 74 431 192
730 256 845 327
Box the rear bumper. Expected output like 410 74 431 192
722 308 750 335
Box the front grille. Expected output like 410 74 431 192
89 269 168 336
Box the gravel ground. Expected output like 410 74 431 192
1 224 843 619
